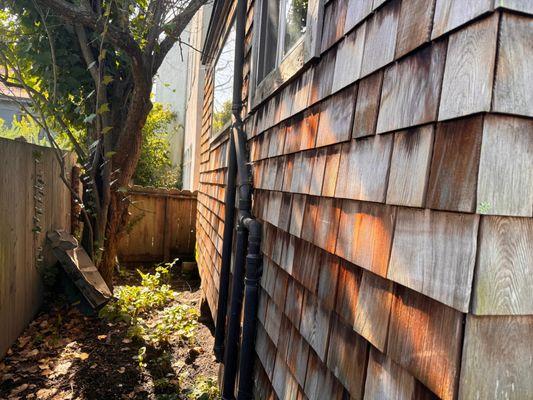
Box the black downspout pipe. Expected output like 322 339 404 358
221 0 249 399
214 125 237 362
237 218 262 400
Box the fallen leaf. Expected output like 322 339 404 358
97 335 107 341
117 367 125 374
17 336 31 348
121 338 131 344
76 352 89 361
36 388 57 399
10 383 28 395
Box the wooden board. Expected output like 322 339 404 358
312 197 342 253
301 195 320 243
331 23 366 93
320 0 348 53
335 134 393 202
395 0 436 58
309 48 336 105
387 286 463 400
477 114 533 217
471 216 533 315
376 41 446 134
335 261 363 325
353 270 394 352
322 144 342 197
299 290 331 361
285 278 305 328
289 194 306 238
438 14 498 120
459 315 533 399
386 124 434 207
316 85 357 148
352 70 383 139
335 200 396 277
344 0 373 34
361 0 401 76
293 240 320 293
493 13 533 118
286 327 310 387
364 348 439 400
326 316 369 399
309 148 326 196
426 116 483 213
316 252 340 311
388 208 479 311
431 0 493 39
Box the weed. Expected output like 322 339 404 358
188 376 220 400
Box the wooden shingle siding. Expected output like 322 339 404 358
353 270 394 352
334 134 393 202
395 0 436 59
326 316 369 399
376 41 446 134
387 287 463 400
386 124 434 207
388 208 479 311
426 116 483 213
492 13 533 117
360 0 400 76
336 200 396 277
459 315 533 399
431 0 493 39
315 85 357 147
438 14 498 120
331 23 366 93
477 115 533 217
364 348 439 400
197 1 533 398
472 216 533 315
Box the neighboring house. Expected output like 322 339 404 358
182 4 213 191
194 1 533 399
0 81 31 127
153 34 190 170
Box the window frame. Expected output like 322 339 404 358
249 0 324 110
210 20 236 141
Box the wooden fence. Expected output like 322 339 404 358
117 186 197 264
0 138 74 358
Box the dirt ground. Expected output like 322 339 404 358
0 266 219 400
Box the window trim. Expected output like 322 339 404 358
249 0 324 110
210 19 236 139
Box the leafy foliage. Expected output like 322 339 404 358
100 261 199 347
212 100 232 134
133 102 181 188
188 376 220 400
0 116 47 145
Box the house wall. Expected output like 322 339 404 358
196 1 533 399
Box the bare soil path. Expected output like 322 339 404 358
0 266 219 400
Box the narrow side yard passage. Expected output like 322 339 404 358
0 265 219 400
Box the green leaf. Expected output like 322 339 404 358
102 126 113 134
84 114 97 124
96 103 109 114
102 75 113 85
105 151 116 158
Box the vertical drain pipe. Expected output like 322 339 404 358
221 0 249 398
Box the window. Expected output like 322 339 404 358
257 0 309 83
212 24 236 136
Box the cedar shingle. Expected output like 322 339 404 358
322 144 342 197
377 41 446 133
432 0 493 39
289 194 306 237
344 0 373 34
493 13 533 118
426 116 483 212
477 115 533 217
472 216 533 315
300 291 331 361
301 196 319 243
388 208 479 311
335 200 396 277
285 278 305 328
459 315 533 399
321 0 348 53
352 70 383 139
335 135 393 202
335 261 363 325
331 24 366 93
395 0 436 58
316 252 340 311
309 48 336 105
361 0 401 76
353 270 394 352
326 316 369 399
438 14 498 120
387 286 463 400
313 197 342 253
316 86 357 148
386 124 434 208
